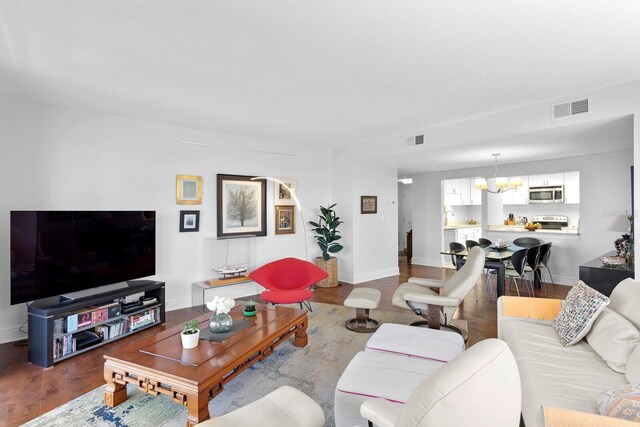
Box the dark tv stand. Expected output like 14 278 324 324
28 280 165 368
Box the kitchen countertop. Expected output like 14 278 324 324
443 223 482 230
487 225 579 235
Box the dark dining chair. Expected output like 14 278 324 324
505 248 530 297
448 242 466 267
478 238 492 248
465 240 480 249
513 237 541 248
524 245 541 296
537 242 554 294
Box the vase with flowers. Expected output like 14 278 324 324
206 296 235 333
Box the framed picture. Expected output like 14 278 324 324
361 195 378 214
274 177 297 206
176 175 202 205
217 174 267 237
180 210 200 232
275 205 296 235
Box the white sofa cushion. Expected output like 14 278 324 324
586 308 640 373
609 278 640 331
552 281 609 346
627 344 640 384
501 318 628 427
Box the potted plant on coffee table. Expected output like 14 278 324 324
309 203 344 288
181 319 200 349
243 300 257 316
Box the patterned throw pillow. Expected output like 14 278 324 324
552 281 609 346
597 383 640 422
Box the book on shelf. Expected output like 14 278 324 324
77 311 92 328
66 313 78 332
128 307 159 331
91 308 108 324
53 318 65 335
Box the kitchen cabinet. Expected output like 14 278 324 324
503 176 529 205
469 180 482 205
528 173 564 187
564 171 580 204
444 226 482 245
444 178 469 205
444 178 475 205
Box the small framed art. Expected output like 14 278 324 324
274 177 296 206
361 195 377 214
275 205 296 235
176 175 202 205
180 210 200 232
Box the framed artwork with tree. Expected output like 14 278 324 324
216 174 267 237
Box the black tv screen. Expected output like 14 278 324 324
10 211 156 305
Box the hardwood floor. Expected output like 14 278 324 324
0 258 568 426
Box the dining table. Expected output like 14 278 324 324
440 243 543 297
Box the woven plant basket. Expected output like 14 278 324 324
315 256 338 288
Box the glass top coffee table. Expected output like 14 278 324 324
103 304 308 427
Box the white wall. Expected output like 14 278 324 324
0 98 331 343
332 156 399 284
412 150 633 285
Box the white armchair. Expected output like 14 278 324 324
360 338 521 427
391 246 485 331
195 386 325 427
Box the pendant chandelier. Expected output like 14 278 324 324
474 153 522 194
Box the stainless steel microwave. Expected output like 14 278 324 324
529 185 564 203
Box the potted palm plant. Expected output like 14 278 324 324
181 319 200 349
309 203 344 287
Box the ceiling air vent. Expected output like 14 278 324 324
551 97 590 120
406 134 425 147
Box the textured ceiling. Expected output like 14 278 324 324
1 1 640 147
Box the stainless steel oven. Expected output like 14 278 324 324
529 185 564 203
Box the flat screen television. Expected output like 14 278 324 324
10 211 156 305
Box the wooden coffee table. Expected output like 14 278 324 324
103 304 308 426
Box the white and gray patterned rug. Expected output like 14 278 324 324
24 302 417 427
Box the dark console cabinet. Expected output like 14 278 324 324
28 280 165 367
579 252 634 297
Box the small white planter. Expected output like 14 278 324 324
181 330 200 349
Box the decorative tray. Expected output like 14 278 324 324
490 244 509 251
600 256 627 267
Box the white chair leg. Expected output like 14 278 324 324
511 277 520 297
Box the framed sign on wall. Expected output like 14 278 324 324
361 195 377 214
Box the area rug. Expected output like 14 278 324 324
23 302 417 427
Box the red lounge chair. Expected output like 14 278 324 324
249 257 328 311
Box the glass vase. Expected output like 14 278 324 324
209 312 233 333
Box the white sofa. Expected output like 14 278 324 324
497 278 640 427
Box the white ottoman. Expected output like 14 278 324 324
334 351 444 427
365 323 465 362
343 287 381 332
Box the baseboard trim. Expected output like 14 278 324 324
347 267 400 285
410 257 444 267
0 324 27 344
543 274 576 287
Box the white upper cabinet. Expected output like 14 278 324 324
469 180 482 205
564 171 580 204
503 176 529 205
528 173 565 187
443 178 470 205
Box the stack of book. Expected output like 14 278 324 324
128 307 159 332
